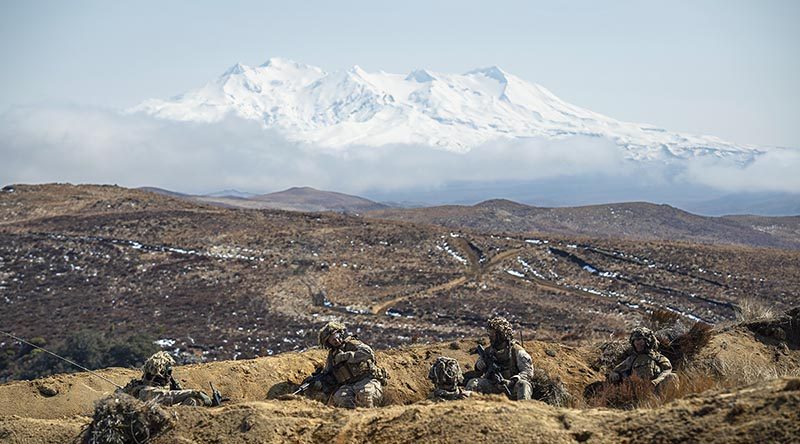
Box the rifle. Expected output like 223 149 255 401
209 382 229 406
474 344 512 397
292 366 334 395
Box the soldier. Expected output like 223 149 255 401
119 351 217 406
607 327 677 391
465 316 533 400
317 321 388 408
428 356 472 401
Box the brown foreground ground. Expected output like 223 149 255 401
1 321 798 443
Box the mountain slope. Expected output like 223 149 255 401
131 57 764 161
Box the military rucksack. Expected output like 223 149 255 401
428 356 463 388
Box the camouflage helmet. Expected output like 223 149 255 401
487 316 514 342
630 327 659 352
142 351 175 379
318 321 346 348
428 356 464 387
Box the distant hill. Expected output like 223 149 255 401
250 186 389 213
203 189 258 199
140 185 389 213
136 186 190 199
368 199 800 250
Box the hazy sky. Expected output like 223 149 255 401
1 0 798 148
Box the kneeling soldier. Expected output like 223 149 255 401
466 316 533 400
608 327 677 392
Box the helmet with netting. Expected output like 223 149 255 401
142 351 175 379
630 327 659 352
318 321 346 348
487 316 514 342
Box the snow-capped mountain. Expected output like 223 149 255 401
132 57 763 161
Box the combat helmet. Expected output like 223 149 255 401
487 316 514 342
318 321 346 349
142 351 175 380
428 356 464 388
629 327 659 352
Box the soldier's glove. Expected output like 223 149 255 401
509 375 521 385
651 379 661 387
607 372 621 383
333 351 355 365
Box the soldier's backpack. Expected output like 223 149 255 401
428 356 464 387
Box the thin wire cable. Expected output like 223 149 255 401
1 330 124 389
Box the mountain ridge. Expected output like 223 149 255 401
131 57 765 161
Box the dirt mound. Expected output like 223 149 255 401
2 378 798 443
1 328 799 443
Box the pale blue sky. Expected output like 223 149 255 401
1 0 798 148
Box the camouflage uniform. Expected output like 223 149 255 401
119 351 213 407
465 317 534 400
428 356 471 401
609 327 677 391
318 322 387 408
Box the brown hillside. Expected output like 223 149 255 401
2 184 800 375
368 200 800 249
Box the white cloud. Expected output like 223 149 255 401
682 148 800 193
0 105 632 193
1 105 798 200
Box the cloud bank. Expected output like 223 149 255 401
1 105 798 203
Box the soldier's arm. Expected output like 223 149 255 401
514 347 534 379
474 357 486 372
651 354 673 385
347 341 376 363
609 356 634 381
169 376 183 390
333 341 375 364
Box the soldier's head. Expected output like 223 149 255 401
142 351 175 382
487 316 514 346
428 356 464 389
630 327 658 353
318 321 347 349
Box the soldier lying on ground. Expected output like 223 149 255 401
428 356 472 401
316 321 388 408
119 351 220 406
607 327 677 392
465 316 534 400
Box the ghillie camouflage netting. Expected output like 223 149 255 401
85 393 172 444
529 367 572 407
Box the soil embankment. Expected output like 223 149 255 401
2 324 799 443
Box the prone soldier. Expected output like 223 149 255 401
119 351 224 406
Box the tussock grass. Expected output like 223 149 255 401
708 353 800 388
646 309 683 332
733 298 779 323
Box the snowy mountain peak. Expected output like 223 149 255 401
223 62 248 76
466 65 509 84
131 58 764 162
406 69 436 83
